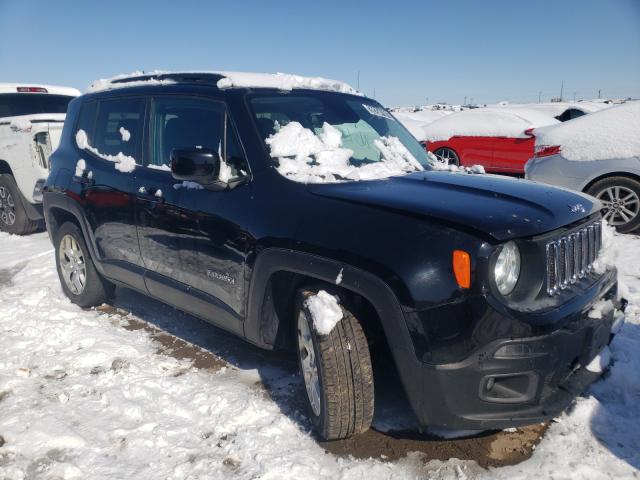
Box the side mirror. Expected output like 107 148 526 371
170 148 224 189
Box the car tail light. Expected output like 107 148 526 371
16 87 48 93
534 145 561 158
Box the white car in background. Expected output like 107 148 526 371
0 83 80 234
526 101 640 233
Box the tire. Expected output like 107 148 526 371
0 174 40 235
433 147 460 166
586 176 640 233
295 287 374 440
54 221 115 307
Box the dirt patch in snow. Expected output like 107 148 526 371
320 423 548 468
95 304 227 372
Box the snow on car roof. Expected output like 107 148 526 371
496 102 610 117
0 83 81 97
419 108 559 142
87 70 362 96
534 101 640 161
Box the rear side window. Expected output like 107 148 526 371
0 94 75 118
93 97 145 159
75 101 98 146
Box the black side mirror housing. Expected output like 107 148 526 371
170 148 226 190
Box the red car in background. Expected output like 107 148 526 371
423 132 536 174
417 109 561 174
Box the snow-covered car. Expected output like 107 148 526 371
43 71 624 441
417 109 560 174
0 83 80 234
526 102 640 233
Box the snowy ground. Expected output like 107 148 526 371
0 231 638 479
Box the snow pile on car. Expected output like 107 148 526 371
390 109 453 139
419 109 560 142
75 129 137 173
304 290 343 335
266 121 424 183
534 102 640 161
87 70 361 96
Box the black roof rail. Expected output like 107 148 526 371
109 72 225 86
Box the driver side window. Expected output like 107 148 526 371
150 96 248 178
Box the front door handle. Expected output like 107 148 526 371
137 186 165 203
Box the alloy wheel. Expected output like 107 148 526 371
0 186 16 226
596 186 640 226
58 234 87 295
298 310 321 416
434 147 459 166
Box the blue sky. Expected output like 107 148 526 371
1 0 639 106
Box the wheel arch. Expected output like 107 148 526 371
582 171 640 193
0 159 14 176
244 248 414 357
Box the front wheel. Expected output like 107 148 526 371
587 176 640 233
54 222 115 307
296 288 374 440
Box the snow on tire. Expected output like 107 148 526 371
296 287 374 440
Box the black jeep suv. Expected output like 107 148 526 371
44 71 624 440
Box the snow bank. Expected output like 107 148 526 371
534 102 640 161
421 109 559 142
266 122 423 183
76 129 137 173
305 290 343 335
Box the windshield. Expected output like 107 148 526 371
249 92 434 183
0 94 75 118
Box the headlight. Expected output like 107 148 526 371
494 241 520 295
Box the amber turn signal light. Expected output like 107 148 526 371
453 250 471 288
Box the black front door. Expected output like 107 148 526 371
135 95 250 334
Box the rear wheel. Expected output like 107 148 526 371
0 174 40 235
54 222 115 307
586 176 640 233
433 147 460 166
295 287 374 440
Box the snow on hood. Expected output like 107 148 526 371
420 108 559 142
534 102 640 161
87 70 361 96
266 122 423 183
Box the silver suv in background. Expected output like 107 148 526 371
0 83 80 234
526 101 640 233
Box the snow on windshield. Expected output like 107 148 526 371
76 129 137 173
266 121 424 183
534 102 640 161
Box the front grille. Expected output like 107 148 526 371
546 220 602 295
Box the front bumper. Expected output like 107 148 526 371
408 277 624 430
